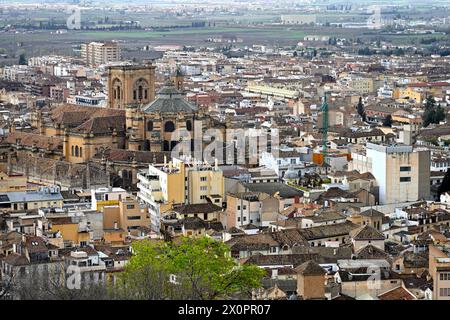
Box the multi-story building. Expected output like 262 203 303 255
81 42 121 67
102 196 150 232
137 157 225 232
221 192 279 229
429 244 450 300
91 187 128 212
349 143 430 204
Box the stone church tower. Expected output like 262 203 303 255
107 63 156 109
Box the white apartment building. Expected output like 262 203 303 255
349 143 430 205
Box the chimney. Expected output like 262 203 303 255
271 269 278 279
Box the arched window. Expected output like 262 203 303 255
79 147 83 158
147 121 153 131
75 146 79 157
144 89 148 99
164 121 175 132
138 86 143 100
112 78 122 101
186 120 192 131
71 145 74 156
133 79 149 101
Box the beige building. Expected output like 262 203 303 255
107 64 155 110
349 143 430 204
347 77 374 94
103 196 150 232
81 41 121 67
0 171 28 192
295 260 326 300
221 192 279 229
429 243 450 300
137 156 225 233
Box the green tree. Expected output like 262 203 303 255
438 168 450 198
18 53 27 65
383 114 393 127
422 95 445 127
356 97 366 121
117 237 265 300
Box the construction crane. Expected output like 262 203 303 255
321 93 329 165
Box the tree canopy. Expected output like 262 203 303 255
356 97 366 121
383 114 393 127
422 95 445 127
438 168 450 199
116 237 265 300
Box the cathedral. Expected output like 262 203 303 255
23 62 217 164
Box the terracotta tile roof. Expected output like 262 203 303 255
300 221 359 241
4 132 63 151
350 225 385 241
360 208 384 218
377 286 416 300
173 203 222 214
354 244 390 260
295 260 326 276
74 115 125 134
3 253 29 266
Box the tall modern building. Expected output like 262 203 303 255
349 143 430 204
81 41 121 67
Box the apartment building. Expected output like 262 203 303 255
81 42 121 67
349 143 430 204
221 192 279 229
103 196 150 232
429 244 450 300
137 157 225 233
91 187 128 212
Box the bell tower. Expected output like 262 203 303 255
171 67 184 92
107 63 156 109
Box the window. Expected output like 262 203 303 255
400 177 411 182
128 216 141 220
200 195 207 200
400 166 411 172
200 177 207 182
200 186 207 191
186 120 192 131
237 217 241 222
164 121 175 132
126 204 135 209
147 121 153 131
440 288 450 297
440 273 450 281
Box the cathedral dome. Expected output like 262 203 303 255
141 81 197 114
